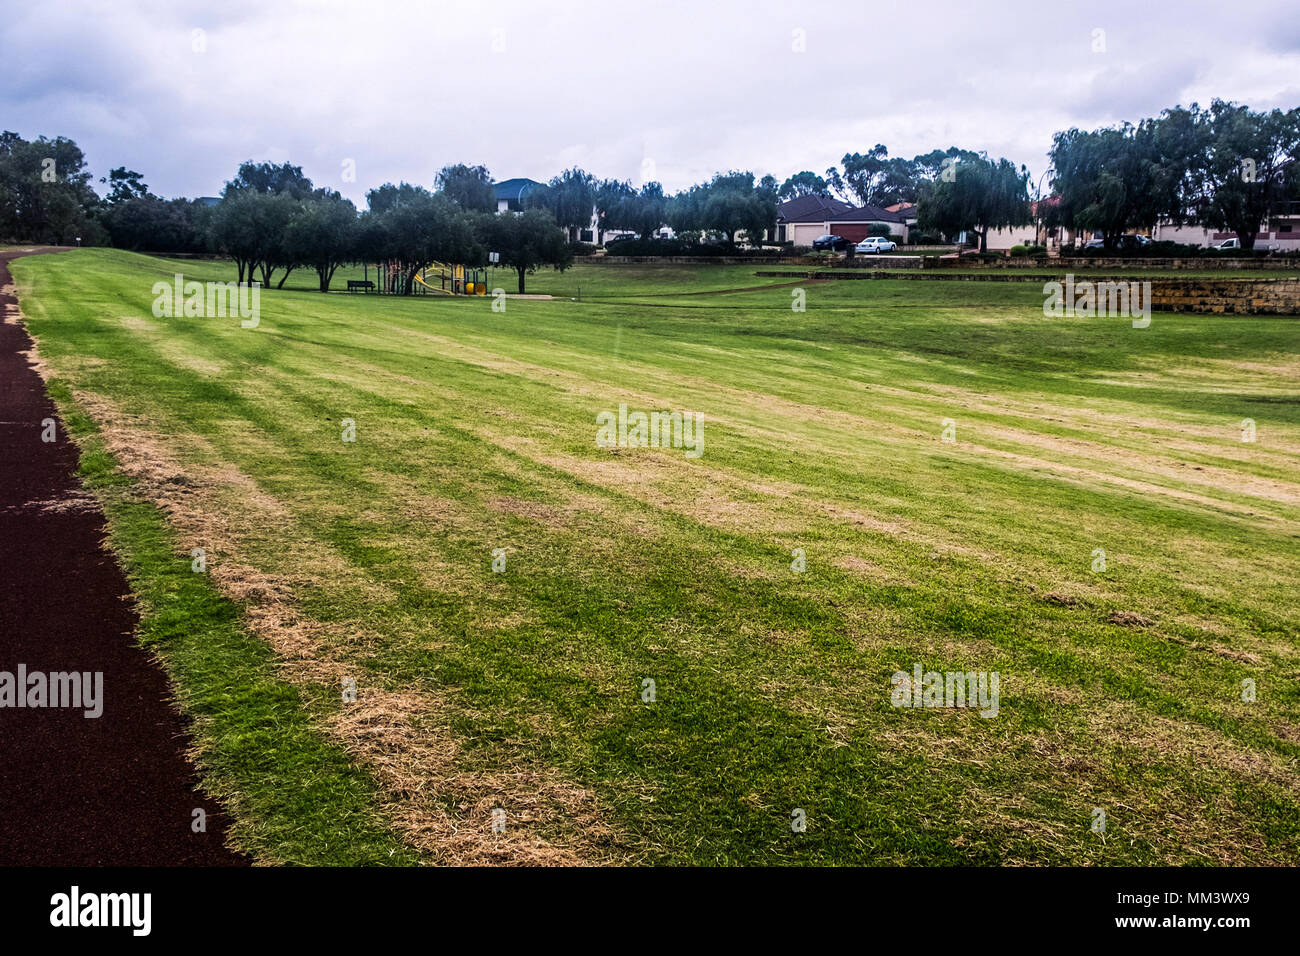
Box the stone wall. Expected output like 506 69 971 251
752 271 1300 314
1147 277 1300 314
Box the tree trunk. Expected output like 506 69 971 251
517 266 526 295
276 266 294 290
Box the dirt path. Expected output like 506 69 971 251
0 248 246 865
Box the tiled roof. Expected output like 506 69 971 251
493 178 544 202
829 204 904 223
777 194 854 222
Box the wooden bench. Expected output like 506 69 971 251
347 280 375 293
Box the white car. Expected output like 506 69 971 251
856 237 897 253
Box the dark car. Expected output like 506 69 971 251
1083 234 1151 252
812 234 852 251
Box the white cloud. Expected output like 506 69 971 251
1 0 1296 204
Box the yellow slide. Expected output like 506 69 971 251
412 263 452 294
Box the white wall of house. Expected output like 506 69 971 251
984 223 1039 250
1153 221 1300 250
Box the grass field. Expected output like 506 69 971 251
12 248 1300 865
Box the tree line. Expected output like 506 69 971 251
3 96 1297 268
778 98 1300 251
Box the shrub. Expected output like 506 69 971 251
602 236 786 258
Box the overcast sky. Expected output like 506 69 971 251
3 0 1298 205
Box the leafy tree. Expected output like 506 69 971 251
606 182 667 240
224 160 315 199
102 167 151 204
668 171 777 245
918 154 1031 251
594 178 635 244
778 171 830 200
435 163 495 212
1049 122 1173 247
0 132 101 243
103 196 207 252
365 181 431 214
832 145 889 205
528 167 597 237
208 191 263 282
359 191 482 295
829 146 977 207
287 194 358 291
208 190 302 287
480 208 572 294
1193 100 1300 249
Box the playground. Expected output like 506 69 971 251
349 261 490 295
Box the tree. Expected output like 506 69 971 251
103 196 207 252
1193 100 1300 250
359 190 483 295
528 167 597 238
778 171 830 200
208 191 262 283
1049 122 1173 247
365 181 430 214
828 146 977 208
224 160 315 199
435 163 495 212
208 190 302 287
833 145 889 205
102 167 150 204
0 132 101 243
668 171 777 245
287 194 358 291
595 178 635 244
918 154 1031 251
606 182 667 240
481 209 572 294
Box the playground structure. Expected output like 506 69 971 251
358 261 488 295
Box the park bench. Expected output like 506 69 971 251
347 280 374 293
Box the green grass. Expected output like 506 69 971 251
12 247 1300 865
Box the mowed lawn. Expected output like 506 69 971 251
12 248 1300 865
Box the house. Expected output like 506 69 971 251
774 195 854 246
1153 200 1300 251
825 203 908 243
885 202 919 234
493 177 543 213
984 197 1081 253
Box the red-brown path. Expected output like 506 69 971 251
0 248 246 865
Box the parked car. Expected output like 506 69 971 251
1083 234 1151 251
856 237 897 254
1214 238 1240 251
812 234 852 251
